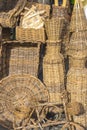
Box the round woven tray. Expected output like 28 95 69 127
0 74 48 129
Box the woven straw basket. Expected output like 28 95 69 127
0 12 16 28
16 26 46 43
0 0 27 28
0 74 48 129
67 62 87 128
43 42 65 103
0 42 40 79
70 1 87 32
45 17 65 41
68 31 87 59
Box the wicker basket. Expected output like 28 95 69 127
0 42 40 79
0 0 27 28
70 1 87 32
68 31 87 58
67 57 87 128
43 42 65 103
16 26 46 43
0 12 16 28
45 17 65 41
0 74 48 129
26 2 51 18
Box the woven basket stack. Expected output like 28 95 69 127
67 0 87 127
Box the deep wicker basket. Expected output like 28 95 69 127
16 26 46 43
45 17 65 41
0 74 48 129
0 42 40 79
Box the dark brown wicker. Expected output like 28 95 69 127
0 42 40 79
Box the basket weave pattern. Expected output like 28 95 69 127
43 43 65 103
1 43 40 79
45 18 65 41
16 26 46 43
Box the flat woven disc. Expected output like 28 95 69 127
0 74 48 128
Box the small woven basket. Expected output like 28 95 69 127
0 12 16 28
68 31 87 59
1 42 40 79
45 17 65 41
16 26 46 43
0 0 27 28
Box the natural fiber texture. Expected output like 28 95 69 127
43 43 65 103
45 17 65 41
68 31 87 58
67 56 87 128
1 42 40 79
0 74 48 129
26 2 50 18
70 0 87 32
0 0 27 27
66 102 84 116
16 26 46 43
52 5 68 18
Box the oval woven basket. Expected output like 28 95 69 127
0 74 48 129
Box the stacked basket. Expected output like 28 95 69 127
67 0 87 128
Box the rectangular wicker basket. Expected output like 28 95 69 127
0 42 40 79
16 26 46 43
